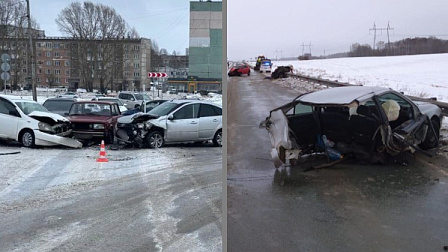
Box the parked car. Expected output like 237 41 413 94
66 101 122 144
0 95 82 148
228 64 251 76
43 97 78 116
91 97 128 114
260 86 442 168
118 92 151 110
116 100 222 148
57 92 79 99
142 99 168 112
120 99 168 116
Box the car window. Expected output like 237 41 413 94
173 104 200 119
149 102 184 116
200 104 219 117
292 103 313 115
0 98 20 117
112 104 119 115
134 94 143 100
211 105 222 115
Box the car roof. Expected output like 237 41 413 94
97 97 119 100
167 99 222 107
44 97 77 101
73 100 116 105
297 86 390 105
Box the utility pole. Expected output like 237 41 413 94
26 0 37 101
369 22 394 50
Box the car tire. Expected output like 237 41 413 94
248 70 250 76
20 129 35 148
421 117 440 150
212 130 222 147
146 130 164 148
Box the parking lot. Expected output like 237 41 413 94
0 141 222 251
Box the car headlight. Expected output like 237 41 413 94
92 124 105 129
38 122 55 133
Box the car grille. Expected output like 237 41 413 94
52 122 71 134
117 123 134 135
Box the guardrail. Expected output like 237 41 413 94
289 73 448 117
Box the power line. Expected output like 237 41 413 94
369 22 394 50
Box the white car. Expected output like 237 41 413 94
0 95 82 148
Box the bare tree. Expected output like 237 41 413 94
56 1 139 92
0 0 40 91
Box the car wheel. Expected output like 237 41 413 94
248 70 250 76
421 118 440 150
212 130 222 147
21 130 35 148
146 130 164 148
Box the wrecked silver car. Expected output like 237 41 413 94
116 100 223 148
260 86 442 168
0 95 82 148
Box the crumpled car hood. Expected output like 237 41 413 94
29 111 69 123
118 112 159 124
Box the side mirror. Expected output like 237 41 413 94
168 114 174 120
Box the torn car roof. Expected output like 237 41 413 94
297 86 390 106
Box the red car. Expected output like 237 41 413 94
228 64 251 76
66 101 122 144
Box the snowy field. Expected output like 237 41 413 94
270 53 448 102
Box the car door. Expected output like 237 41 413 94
0 97 20 139
165 103 200 142
376 92 427 149
198 103 222 140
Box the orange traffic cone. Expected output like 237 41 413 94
96 140 109 162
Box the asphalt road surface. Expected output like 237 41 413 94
0 141 222 252
227 70 448 252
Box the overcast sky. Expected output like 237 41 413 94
227 0 448 61
31 0 190 55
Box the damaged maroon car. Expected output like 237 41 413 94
260 86 442 169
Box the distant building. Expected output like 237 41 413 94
188 1 222 80
33 37 152 92
172 0 222 93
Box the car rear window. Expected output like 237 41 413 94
43 100 74 111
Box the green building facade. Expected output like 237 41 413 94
189 1 222 80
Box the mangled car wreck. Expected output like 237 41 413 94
260 86 442 169
0 95 82 148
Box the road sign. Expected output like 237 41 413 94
1 62 10 72
148 72 167 78
1 53 10 62
1 72 10 81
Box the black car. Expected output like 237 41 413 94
42 97 78 116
